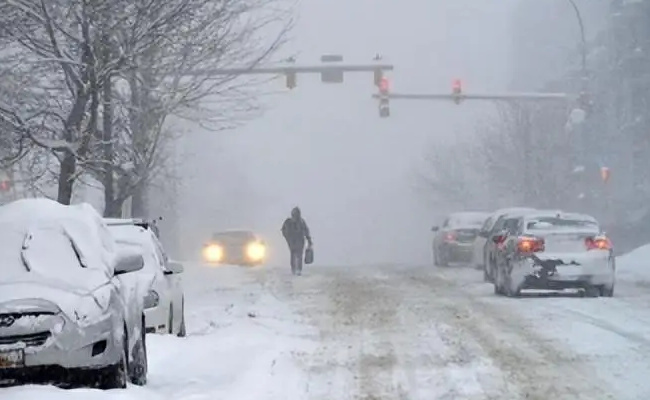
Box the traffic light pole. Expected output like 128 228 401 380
190 64 395 76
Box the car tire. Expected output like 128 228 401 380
584 286 600 298
493 264 504 295
438 250 449 267
98 332 128 389
599 285 614 297
129 318 148 386
177 299 186 338
483 265 490 282
503 262 520 298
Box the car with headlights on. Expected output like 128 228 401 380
0 199 148 389
492 211 615 297
202 230 267 266
105 218 186 337
431 212 491 266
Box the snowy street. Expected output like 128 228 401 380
5 259 650 400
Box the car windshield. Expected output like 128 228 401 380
526 216 599 233
448 214 487 228
109 225 160 273
213 231 255 241
0 225 107 288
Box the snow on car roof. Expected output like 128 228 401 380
213 230 257 238
524 211 598 223
493 207 537 217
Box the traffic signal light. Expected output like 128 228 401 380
452 79 462 104
286 72 296 89
378 77 390 118
0 179 10 192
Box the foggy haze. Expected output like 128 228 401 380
178 0 519 266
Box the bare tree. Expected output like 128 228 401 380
0 0 293 212
421 101 572 212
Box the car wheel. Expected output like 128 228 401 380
483 264 490 282
438 250 449 267
599 285 614 297
177 298 186 338
98 331 128 389
129 318 148 386
493 265 502 295
503 263 520 298
584 285 600 298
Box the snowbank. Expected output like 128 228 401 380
617 243 650 284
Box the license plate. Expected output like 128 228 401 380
0 349 24 369
556 265 582 277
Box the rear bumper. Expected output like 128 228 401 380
512 251 615 290
440 242 474 262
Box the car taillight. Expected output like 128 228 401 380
517 236 544 253
444 231 457 242
585 236 612 250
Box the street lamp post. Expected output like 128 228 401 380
566 0 588 89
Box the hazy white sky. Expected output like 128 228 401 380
179 0 520 266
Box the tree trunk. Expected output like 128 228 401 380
57 152 76 204
102 75 117 217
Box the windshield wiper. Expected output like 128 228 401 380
20 231 33 272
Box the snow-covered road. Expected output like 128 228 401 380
4 261 650 399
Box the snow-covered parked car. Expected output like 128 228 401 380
0 199 148 389
492 211 615 297
105 218 186 337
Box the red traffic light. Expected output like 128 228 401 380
452 79 462 94
379 77 390 94
0 180 10 191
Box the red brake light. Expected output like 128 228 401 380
444 231 457 242
586 236 611 250
517 236 544 253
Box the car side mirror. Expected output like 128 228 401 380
115 253 144 275
431 226 439 232
164 260 185 275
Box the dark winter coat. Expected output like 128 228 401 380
281 217 311 251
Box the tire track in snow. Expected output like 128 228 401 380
418 266 619 400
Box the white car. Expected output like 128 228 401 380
105 219 186 337
493 211 615 297
0 199 147 388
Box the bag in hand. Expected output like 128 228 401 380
304 246 314 265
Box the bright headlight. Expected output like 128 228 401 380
203 244 223 263
246 242 266 261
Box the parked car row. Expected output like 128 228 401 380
433 207 616 297
0 199 185 389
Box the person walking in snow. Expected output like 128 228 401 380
281 206 313 275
